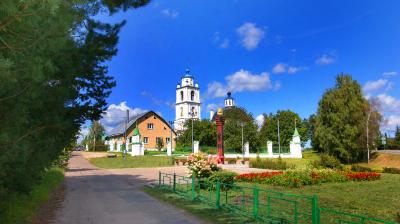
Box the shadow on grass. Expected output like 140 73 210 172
142 186 260 224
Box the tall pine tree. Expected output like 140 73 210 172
0 0 149 200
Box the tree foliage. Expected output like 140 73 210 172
177 119 216 147
82 121 107 151
395 126 400 147
223 107 260 152
312 74 381 163
258 110 309 147
0 0 148 202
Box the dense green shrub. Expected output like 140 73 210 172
52 149 72 169
249 157 295 170
207 170 237 190
351 165 372 172
383 167 400 174
313 153 342 169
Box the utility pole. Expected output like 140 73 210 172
367 108 371 163
191 113 194 153
278 118 281 157
93 121 96 151
240 122 244 160
124 109 129 158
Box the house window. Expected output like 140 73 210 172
166 138 171 143
180 91 184 101
147 123 154 130
143 137 148 144
156 137 162 143
191 91 195 101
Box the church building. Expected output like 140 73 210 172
174 69 201 132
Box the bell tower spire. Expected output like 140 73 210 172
174 68 201 132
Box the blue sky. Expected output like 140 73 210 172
95 0 400 135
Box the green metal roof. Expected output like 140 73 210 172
133 126 140 136
293 127 300 137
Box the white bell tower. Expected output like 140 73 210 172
174 69 201 132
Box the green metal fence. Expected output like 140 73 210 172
158 172 396 224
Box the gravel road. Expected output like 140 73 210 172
51 152 206 224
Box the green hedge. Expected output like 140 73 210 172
249 157 295 170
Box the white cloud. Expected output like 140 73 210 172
100 102 147 133
383 71 398 77
205 69 274 99
316 54 336 65
205 81 227 98
226 69 272 92
382 115 400 132
212 32 229 49
272 63 286 74
161 9 179 18
274 81 282 90
219 38 229 49
255 114 265 128
376 94 400 113
207 103 217 110
272 63 306 74
236 22 265 50
363 79 388 92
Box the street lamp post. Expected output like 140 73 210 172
189 112 194 153
239 121 245 160
277 119 281 158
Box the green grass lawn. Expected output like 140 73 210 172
89 155 175 168
143 186 258 224
282 150 320 168
0 167 65 224
239 173 400 222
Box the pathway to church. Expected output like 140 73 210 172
48 152 208 224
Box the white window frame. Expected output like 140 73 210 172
147 123 154 130
143 137 148 144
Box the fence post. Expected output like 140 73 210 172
312 195 319 224
173 173 176 192
158 171 161 188
215 181 221 208
191 176 196 200
253 188 259 219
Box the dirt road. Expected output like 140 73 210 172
52 152 206 224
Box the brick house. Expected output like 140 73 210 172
106 111 176 151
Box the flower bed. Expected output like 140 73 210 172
235 171 283 182
187 152 220 178
235 169 381 187
344 172 380 181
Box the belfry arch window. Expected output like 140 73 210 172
180 91 184 101
191 91 195 101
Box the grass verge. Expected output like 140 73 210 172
90 155 174 168
142 186 258 224
0 167 64 224
239 173 400 222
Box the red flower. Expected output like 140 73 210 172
344 172 380 181
235 171 283 181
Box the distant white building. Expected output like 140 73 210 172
210 92 236 121
224 92 235 108
174 69 201 132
